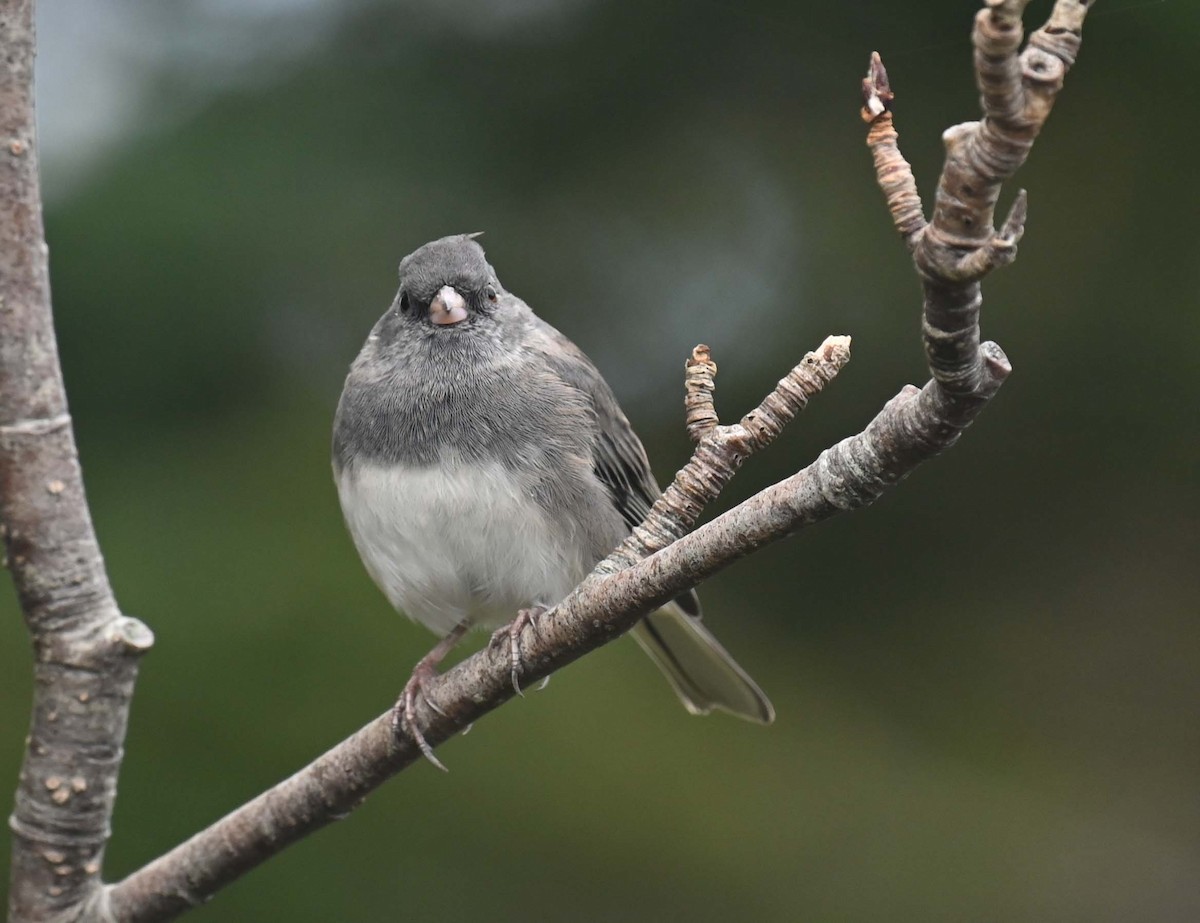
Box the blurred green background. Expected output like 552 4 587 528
3 1 1197 920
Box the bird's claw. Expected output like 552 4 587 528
393 662 449 772
490 606 546 696
390 622 469 771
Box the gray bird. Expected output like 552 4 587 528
333 234 773 762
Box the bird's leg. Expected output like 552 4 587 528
489 606 547 697
394 621 470 772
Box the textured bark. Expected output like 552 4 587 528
602 337 852 572
1 2 154 921
862 0 1093 398
4 1 1098 921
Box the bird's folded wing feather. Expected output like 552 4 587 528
527 316 701 618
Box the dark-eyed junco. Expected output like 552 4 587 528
333 234 773 760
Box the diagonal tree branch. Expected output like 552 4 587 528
601 338 852 573
3 1 1098 921
1 2 154 922
103 337 852 923
104 6 1097 919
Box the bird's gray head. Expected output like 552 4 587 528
392 233 501 330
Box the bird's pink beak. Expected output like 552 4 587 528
429 285 469 326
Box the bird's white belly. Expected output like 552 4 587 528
336 460 586 636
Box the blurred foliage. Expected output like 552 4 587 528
3 1 1198 920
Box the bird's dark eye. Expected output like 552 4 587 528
485 284 497 303
398 292 410 313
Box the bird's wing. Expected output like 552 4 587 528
526 315 662 530
526 315 701 617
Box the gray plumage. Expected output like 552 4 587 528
333 234 773 724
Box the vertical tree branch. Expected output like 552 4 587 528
864 0 1095 406
1 2 154 920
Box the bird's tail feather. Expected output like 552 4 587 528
631 603 775 725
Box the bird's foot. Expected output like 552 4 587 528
392 623 469 773
490 606 547 697
394 662 448 772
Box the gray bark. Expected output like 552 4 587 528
0 2 153 922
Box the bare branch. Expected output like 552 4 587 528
607 336 852 570
1 1 154 921
932 0 1094 261
863 0 1097 399
104 335 853 922
4 2 1098 920
683 345 719 443
862 53 926 250
104 1 1095 917
105 314 1003 923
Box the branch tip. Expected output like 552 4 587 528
686 343 715 371
941 188 1030 282
861 51 894 122
1001 188 1028 243
113 616 155 653
819 334 852 363
980 340 1013 382
684 344 720 444
984 0 1034 28
862 74 926 244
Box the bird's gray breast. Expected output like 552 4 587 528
333 332 624 633
334 332 583 473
